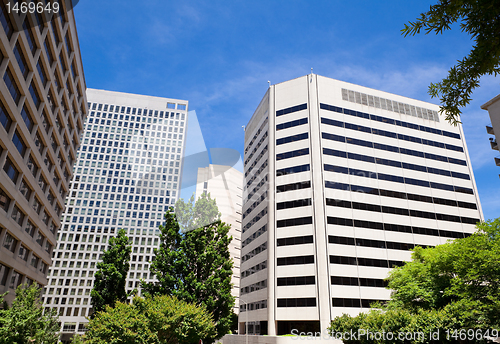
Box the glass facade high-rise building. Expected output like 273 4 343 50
0 3 87 304
42 89 188 337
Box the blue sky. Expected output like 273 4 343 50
74 0 499 220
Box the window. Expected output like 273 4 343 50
0 2 14 39
12 130 27 157
25 220 36 237
277 255 314 266
277 276 315 286
4 68 21 104
18 245 29 261
11 205 25 226
3 156 19 183
277 297 316 307
0 188 11 212
23 21 37 54
30 83 41 109
21 106 34 132
0 100 12 131
14 43 29 79
19 178 32 201
276 103 307 117
3 232 17 252
37 62 47 87
30 255 40 268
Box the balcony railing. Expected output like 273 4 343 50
486 125 495 135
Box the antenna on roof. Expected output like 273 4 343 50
242 125 246 132
268 81 271 87
311 68 313 74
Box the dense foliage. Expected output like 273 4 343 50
91 228 132 316
0 284 59 344
85 294 215 344
329 219 500 343
142 193 235 342
402 0 500 125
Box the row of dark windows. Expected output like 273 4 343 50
245 175 268 203
277 297 316 308
276 103 307 117
276 198 311 210
241 279 267 295
322 130 466 168
328 235 429 251
241 260 267 279
331 276 387 288
245 117 268 154
330 255 405 268
276 117 308 131
242 191 267 220
277 255 314 266
324 181 477 210
277 216 312 228
323 147 470 180
320 103 461 140
246 160 268 188
323 164 474 195
327 216 469 239
276 164 310 177
241 242 267 263
325 198 479 224
245 145 268 177
277 276 315 286
245 131 268 165
321 117 463 152
332 298 385 308
243 207 267 232
276 148 309 161
277 235 313 247
276 180 311 193
242 225 267 249
276 132 308 146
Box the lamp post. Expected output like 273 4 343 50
239 299 248 344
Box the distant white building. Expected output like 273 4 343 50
481 94 500 177
195 164 243 314
240 73 483 335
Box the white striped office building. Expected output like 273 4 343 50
239 74 483 335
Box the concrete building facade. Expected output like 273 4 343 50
240 74 483 335
42 89 188 336
195 164 244 314
481 94 500 177
0 3 87 303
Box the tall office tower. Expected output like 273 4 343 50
0 4 87 304
195 164 244 314
240 74 483 335
43 89 188 338
481 94 500 177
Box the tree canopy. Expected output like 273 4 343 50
85 294 215 344
0 283 60 344
402 0 500 125
91 228 132 316
142 193 235 343
329 218 500 343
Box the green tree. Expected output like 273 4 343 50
328 219 500 343
85 295 216 344
0 283 60 344
402 0 500 125
142 193 235 342
91 228 132 316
